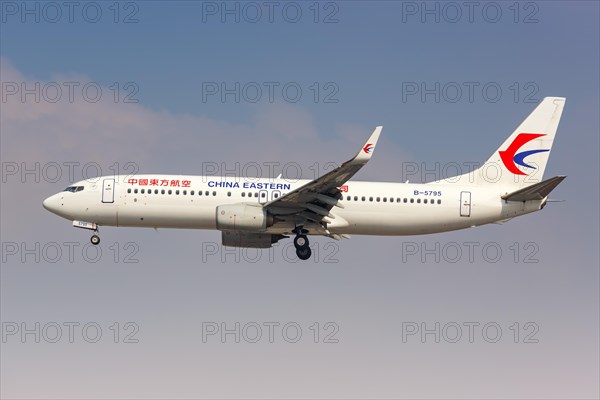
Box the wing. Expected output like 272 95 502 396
264 126 382 234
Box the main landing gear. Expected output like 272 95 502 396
293 228 311 261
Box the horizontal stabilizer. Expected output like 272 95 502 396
501 175 566 202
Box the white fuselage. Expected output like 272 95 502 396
42 175 543 236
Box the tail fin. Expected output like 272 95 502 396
455 97 565 188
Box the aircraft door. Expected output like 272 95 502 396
460 191 471 217
102 178 115 203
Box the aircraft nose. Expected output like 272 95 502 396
43 194 58 213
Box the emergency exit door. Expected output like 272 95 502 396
460 191 471 217
102 178 115 203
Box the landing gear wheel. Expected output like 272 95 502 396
294 234 309 249
90 234 100 245
296 246 312 261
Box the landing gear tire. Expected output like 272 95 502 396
294 234 309 249
90 234 100 245
293 228 311 260
296 246 312 261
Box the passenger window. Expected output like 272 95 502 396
369 197 373 202
155 189 159 194
205 191 209 196
274 193 279 198
176 190 180 195
141 189 145 194
190 190 194 195
242 192 246 197
403 198 408 203
254 193 258 198
183 190 187 195
437 199 441 204
410 198 414 203
161 189 165 194
127 188 131 194
347 196 351 201
212 191 216 196
417 198 421 203
354 196 358 201
227 192 231 197
361 196 365 201
261 192 266 198
134 189 138 194
376 197 380 202
168 190 172 195
424 199 427 204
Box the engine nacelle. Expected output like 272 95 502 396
222 232 281 248
216 203 271 231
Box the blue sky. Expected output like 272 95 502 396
1 1 599 398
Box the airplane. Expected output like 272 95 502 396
43 97 566 261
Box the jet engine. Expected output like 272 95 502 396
216 203 273 231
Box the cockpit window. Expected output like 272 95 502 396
63 186 84 192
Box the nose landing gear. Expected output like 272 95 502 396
72 220 101 246
90 233 100 245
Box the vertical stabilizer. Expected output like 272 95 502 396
454 97 565 188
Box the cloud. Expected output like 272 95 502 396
1 57 410 180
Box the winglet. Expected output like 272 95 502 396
352 126 382 164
